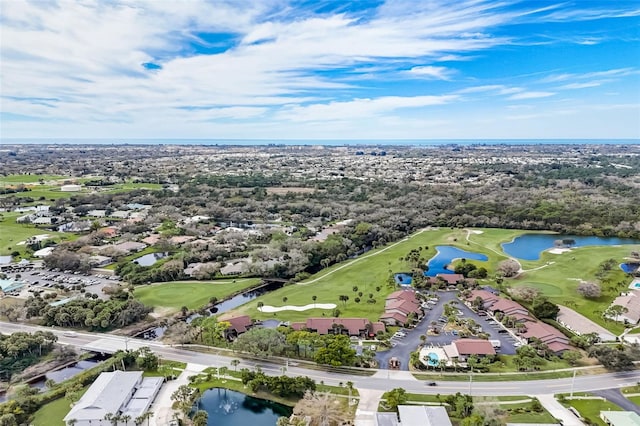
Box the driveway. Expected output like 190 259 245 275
375 291 517 371
593 388 640 414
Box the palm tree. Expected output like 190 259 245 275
121 414 131 425
231 359 240 371
67 419 77 426
294 391 343 426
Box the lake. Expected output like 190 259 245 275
195 388 292 426
132 252 169 266
502 234 640 261
425 246 488 276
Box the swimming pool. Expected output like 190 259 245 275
394 273 413 285
621 263 639 274
427 352 439 366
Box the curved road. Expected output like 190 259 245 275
2 321 639 397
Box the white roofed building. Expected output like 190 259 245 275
63 371 162 426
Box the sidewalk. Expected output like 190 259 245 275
150 363 207 426
354 388 385 426
534 394 585 426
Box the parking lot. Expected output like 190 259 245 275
4 266 120 300
376 290 519 371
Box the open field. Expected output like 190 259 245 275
0 180 163 202
227 227 637 332
0 212 74 256
562 397 622 426
134 279 261 311
0 174 70 184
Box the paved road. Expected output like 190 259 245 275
593 388 640 414
376 291 517 370
3 321 640 397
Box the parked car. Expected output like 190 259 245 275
427 382 437 386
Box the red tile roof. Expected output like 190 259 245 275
290 318 385 336
454 339 496 356
225 315 253 334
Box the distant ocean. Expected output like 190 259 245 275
1 138 639 146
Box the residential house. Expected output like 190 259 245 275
223 315 254 340
465 291 571 354
63 371 163 426
111 241 147 254
290 318 385 337
380 290 423 326
607 291 640 324
520 321 572 354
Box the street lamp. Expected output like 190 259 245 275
570 369 577 399
469 373 473 396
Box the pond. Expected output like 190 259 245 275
136 281 286 340
195 388 292 426
425 246 488 276
501 234 640 261
132 252 169 266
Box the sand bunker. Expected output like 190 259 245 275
548 248 571 254
470 230 484 234
259 303 337 313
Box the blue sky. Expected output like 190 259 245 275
1 0 639 139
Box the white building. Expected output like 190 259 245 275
63 371 163 426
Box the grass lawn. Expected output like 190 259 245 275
134 279 261 311
563 397 623 426
31 386 89 426
511 243 639 335
0 174 69 184
225 227 635 329
412 370 577 382
0 211 74 256
502 401 557 424
229 227 502 322
629 396 640 405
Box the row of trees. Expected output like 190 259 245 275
240 369 316 397
0 331 58 382
23 294 151 330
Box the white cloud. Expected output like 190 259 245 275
1 0 639 138
276 95 458 122
407 66 455 80
508 91 555 100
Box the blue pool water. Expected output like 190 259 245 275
621 263 640 274
427 352 439 366
425 246 488 276
502 234 640 261
394 273 413 285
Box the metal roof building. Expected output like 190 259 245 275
63 371 163 426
